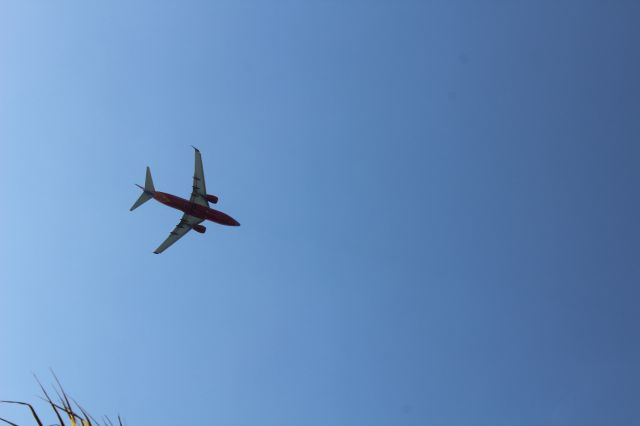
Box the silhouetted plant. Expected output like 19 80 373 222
1 373 124 426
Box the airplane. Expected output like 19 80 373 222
130 147 240 254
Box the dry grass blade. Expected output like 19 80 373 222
34 375 66 426
0 401 43 426
50 386 82 426
50 372 74 417
0 416 20 426
71 398 99 426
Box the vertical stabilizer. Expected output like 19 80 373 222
144 166 155 192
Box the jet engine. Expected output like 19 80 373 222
193 224 206 234
205 194 219 204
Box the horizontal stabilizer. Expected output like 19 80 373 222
130 191 152 211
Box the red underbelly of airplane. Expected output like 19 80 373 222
181 204 237 226
204 208 240 226
156 193 239 226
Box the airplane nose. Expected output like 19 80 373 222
230 218 240 226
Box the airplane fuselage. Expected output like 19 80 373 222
153 191 240 226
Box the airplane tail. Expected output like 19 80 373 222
130 167 156 211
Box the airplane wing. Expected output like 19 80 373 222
153 213 204 254
189 146 209 207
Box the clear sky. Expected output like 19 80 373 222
1 1 639 425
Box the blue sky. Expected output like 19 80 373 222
1 1 639 425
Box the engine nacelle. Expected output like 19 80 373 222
193 224 206 234
206 194 219 204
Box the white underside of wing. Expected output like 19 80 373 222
190 148 209 207
153 214 204 254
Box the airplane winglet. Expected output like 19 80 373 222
191 145 200 152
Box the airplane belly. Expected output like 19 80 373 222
206 208 240 226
